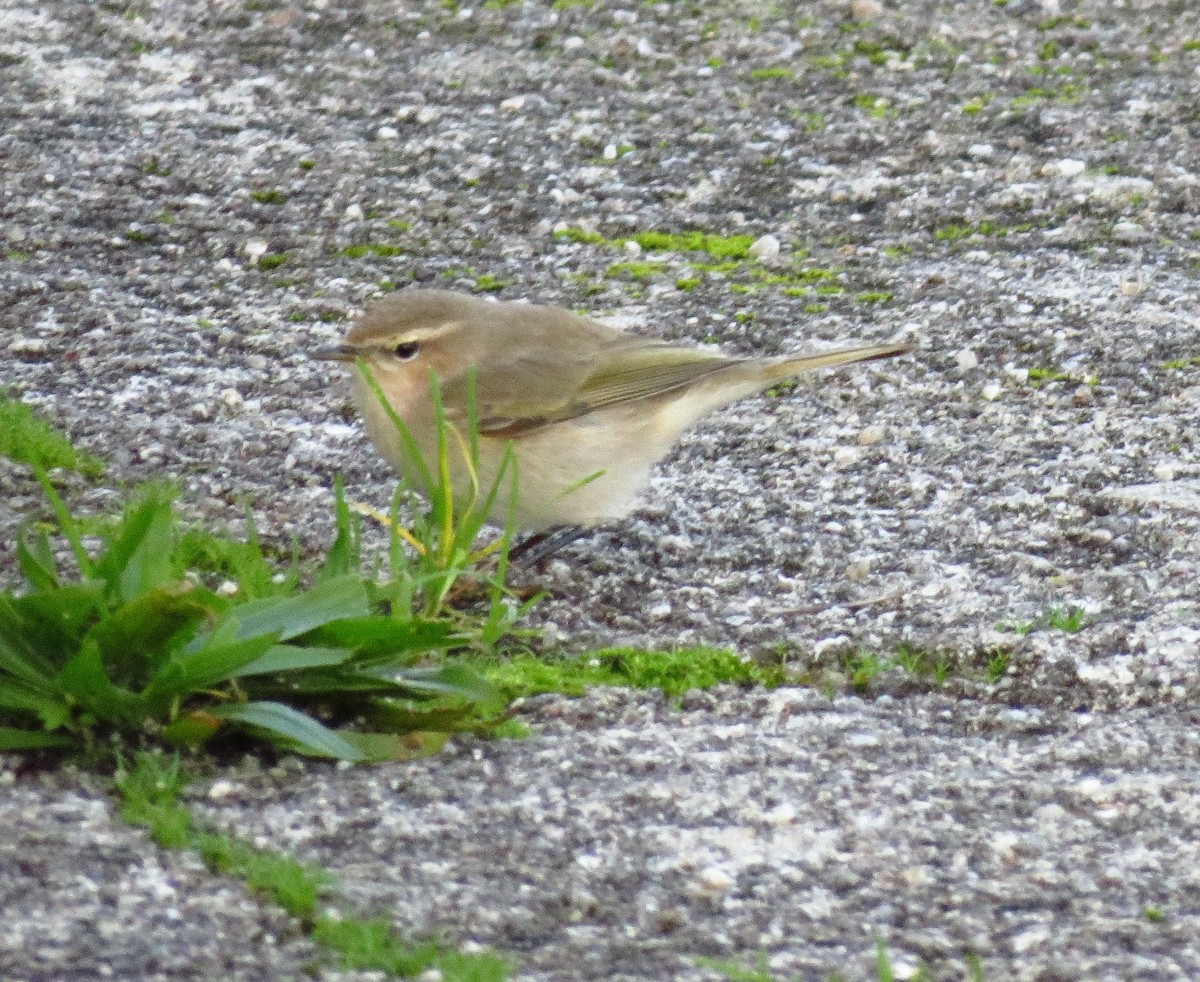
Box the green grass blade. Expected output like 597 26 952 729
356 360 435 492
33 467 93 576
320 475 361 581
92 485 177 603
16 527 59 591
206 701 365 760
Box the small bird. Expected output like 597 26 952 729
316 289 910 537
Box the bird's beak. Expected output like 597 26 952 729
312 344 360 362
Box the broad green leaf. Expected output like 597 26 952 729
338 729 449 761
299 616 459 663
9 584 105 663
0 596 61 686
84 585 212 689
206 701 365 760
16 527 58 591
387 663 505 713
144 632 279 703
231 645 352 678
232 574 370 641
92 487 177 604
57 642 144 726
0 726 74 751
0 676 68 725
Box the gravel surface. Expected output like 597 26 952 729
3 0 1200 979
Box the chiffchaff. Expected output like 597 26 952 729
315 289 910 532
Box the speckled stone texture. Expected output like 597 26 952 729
3 0 1200 979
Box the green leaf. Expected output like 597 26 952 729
0 596 62 686
9 584 105 664
0 726 74 751
206 701 365 760
232 574 370 641
145 631 279 702
299 616 458 664
92 486 177 604
338 729 450 761
16 527 58 591
231 645 352 677
389 663 505 713
57 642 144 726
0 676 69 727
84 585 212 689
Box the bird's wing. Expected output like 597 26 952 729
473 344 737 438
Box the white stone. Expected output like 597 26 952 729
1111 221 1146 243
1056 158 1086 178
748 233 781 261
955 348 978 371
376 125 399 139
694 866 734 894
8 337 48 354
243 237 268 261
982 382 1003 401
858 424 886 445
499 95 526 112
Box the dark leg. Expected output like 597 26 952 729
508 525 589 566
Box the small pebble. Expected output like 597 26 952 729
748 233 781 262
955 348 979 371
1111 220 1146 243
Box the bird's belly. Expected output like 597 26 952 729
483 409 681 530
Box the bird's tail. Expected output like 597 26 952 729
764 341 913 381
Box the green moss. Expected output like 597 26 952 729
605 260 665 280
341 243 404 259
0 395 105 477
553 226 607 245
476 647 784 701
472 274 509 292
675 277 701 291
257 253 289 271
749 66 793 80
631 230 756 259
250 189 288 205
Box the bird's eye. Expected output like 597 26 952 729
393 341 420 361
